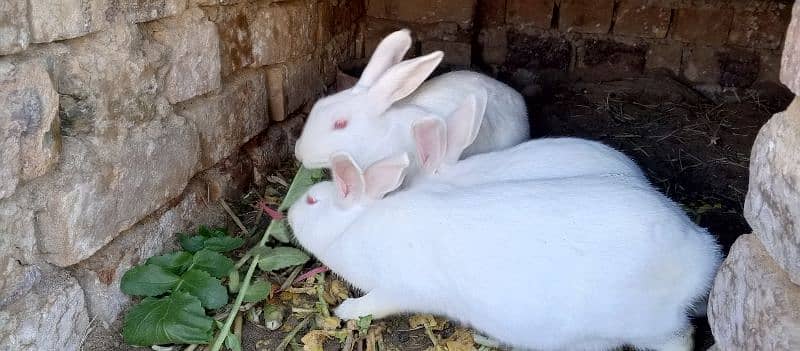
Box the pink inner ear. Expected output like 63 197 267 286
413 120 444 171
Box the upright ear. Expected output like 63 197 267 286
412 117 447 173
367 51 444 111
444 93 486 163
330 153 366 207
355 29 412 90
363 153 410 200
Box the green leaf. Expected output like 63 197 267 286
228 269 240 293
147 251 193 274
269 219 293 243
121 264 180 297
225 333 243 351
180 234 206 253
122 292 213 346
191 249 234 278
278 166 325 211
246 246 272 257
357 315 373 334
258 247 310 272
199 226 227 238
203 236 245 252
178 269 228 309
243 279 272 302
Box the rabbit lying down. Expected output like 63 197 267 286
287 151 722 351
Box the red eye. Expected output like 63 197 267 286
333 119 348 130
306 195 318 205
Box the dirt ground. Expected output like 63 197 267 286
82 73 792 351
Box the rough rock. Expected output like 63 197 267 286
205 5 254 78
728 5 792 49
708 234 800 350
0 58 60 200
745 98 800 284
682 45 720 84
613 0 671 38
319 29 357 87
28 0 108 44
0 0 29 55
145 8 221 103
0 201 40 308
245 114 306 186
645 41 683 75
108 0 187 24
782 2 800 95
506 0 554 28
35 115 200 267
176 69 269 168
421 41 471 67
0 270 89 350
73 181 227 324
266 55 324 121
671 7 733 45
559 0 614 34
249 0 318 66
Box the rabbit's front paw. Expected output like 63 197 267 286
334 298 374 321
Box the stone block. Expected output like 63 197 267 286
745 98 800 285
389 0 476 27
145 8 221 103
107 0 187 24
366 0 390 18
320 30 357 86
781 2 800 95
682 45 720 84
205 5 254 78
245 114 306 185
35 115 201 267
0 270 89 350
559 0 614 34
645 42 683 75
479 28 508 65
177 69 269 168
477 0 507 26
28 0 108 43
729 5 792 49
329 0 365 36
613 0 671 38
421 41 471 67
708 234 800 350
0 59 60 200
73 180 228 324
506 0 554 29
506 31 571 72
0 0 29 55
249 1 318 66
0 201 40 308
672 7 734 45
577 39 647 81
266 55 324 122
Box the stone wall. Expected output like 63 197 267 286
0 1 363 349
708 2 800 350
362 0 793 93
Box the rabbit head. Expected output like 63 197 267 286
294 28 444 169
288 152 410 254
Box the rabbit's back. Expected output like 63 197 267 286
404 71 530 156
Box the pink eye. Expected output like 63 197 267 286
306 195 318 205
333 119 348 130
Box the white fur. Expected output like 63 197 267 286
293 29 528 172
288 160 721 351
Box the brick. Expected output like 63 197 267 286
266 55 324 121
577 39 647 81
28 0 108 43
479 28 508 65
0 0 29 55
249 1 317 66
729 6 792 49
559 0 614 34
745 98 800 284
506 0 554 29
146 8 221 103
672 7 734 45
389 0 476 27
781 2 800 95
645 42 683 75
206 5 254 78
421 41 471 67
476 0 507 26
708 234 800 351
507 31 571 71
681 45 720 84
613 0 671 38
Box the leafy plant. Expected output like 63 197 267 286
121 226 242 346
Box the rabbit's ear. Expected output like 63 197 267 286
363 153 410 199
444 93 486 163
354 29 412 91
412 117 448 173
330 153 365 207
367 51 444 112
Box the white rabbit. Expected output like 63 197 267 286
405 94 648 186
288 154 721 351
293 28 528 171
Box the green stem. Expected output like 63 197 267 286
209 251 261 351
